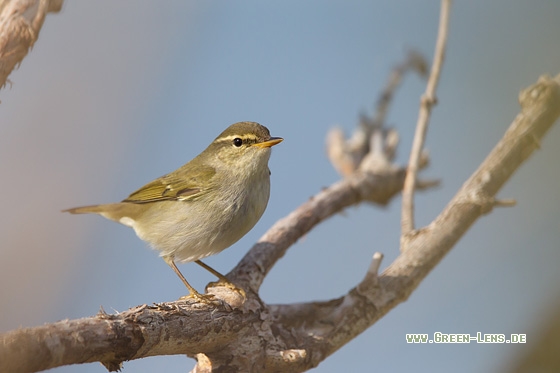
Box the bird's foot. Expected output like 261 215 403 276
178 291 221 306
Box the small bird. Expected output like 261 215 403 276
64 122 282 300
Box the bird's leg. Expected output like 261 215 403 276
195 260 246 298
194 260 230 282
163 256 216 303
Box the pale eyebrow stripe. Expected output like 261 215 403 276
213 134 260 144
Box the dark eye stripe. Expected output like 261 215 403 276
214 134 261 146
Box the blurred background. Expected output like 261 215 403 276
1 1 559 372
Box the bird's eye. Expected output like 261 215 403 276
233 138 243 147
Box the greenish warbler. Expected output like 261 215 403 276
64 121 282 299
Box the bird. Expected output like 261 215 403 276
64 121 282 300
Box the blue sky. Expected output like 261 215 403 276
1 1 559 372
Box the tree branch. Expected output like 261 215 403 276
326 50 428 177
2 0 560 370
270 73 560 364
0 302 258 372
401 0 451 235
0 0 62 89
228 165 434 294
2 74 558 373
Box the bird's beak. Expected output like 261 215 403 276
253 137 283 148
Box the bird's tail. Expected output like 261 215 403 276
63 204 109 215
62 203 142 225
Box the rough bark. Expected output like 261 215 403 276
1 74 559 372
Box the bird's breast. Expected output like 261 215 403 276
134 171 271 263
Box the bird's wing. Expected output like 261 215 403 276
123 164 216 204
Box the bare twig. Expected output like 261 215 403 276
356 252 384 302
326 51 428 177
401 0 451 236
371 50 428 130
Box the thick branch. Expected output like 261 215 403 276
0 302 257 373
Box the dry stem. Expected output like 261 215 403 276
401 0 451 236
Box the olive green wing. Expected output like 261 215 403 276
123 164 216 204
